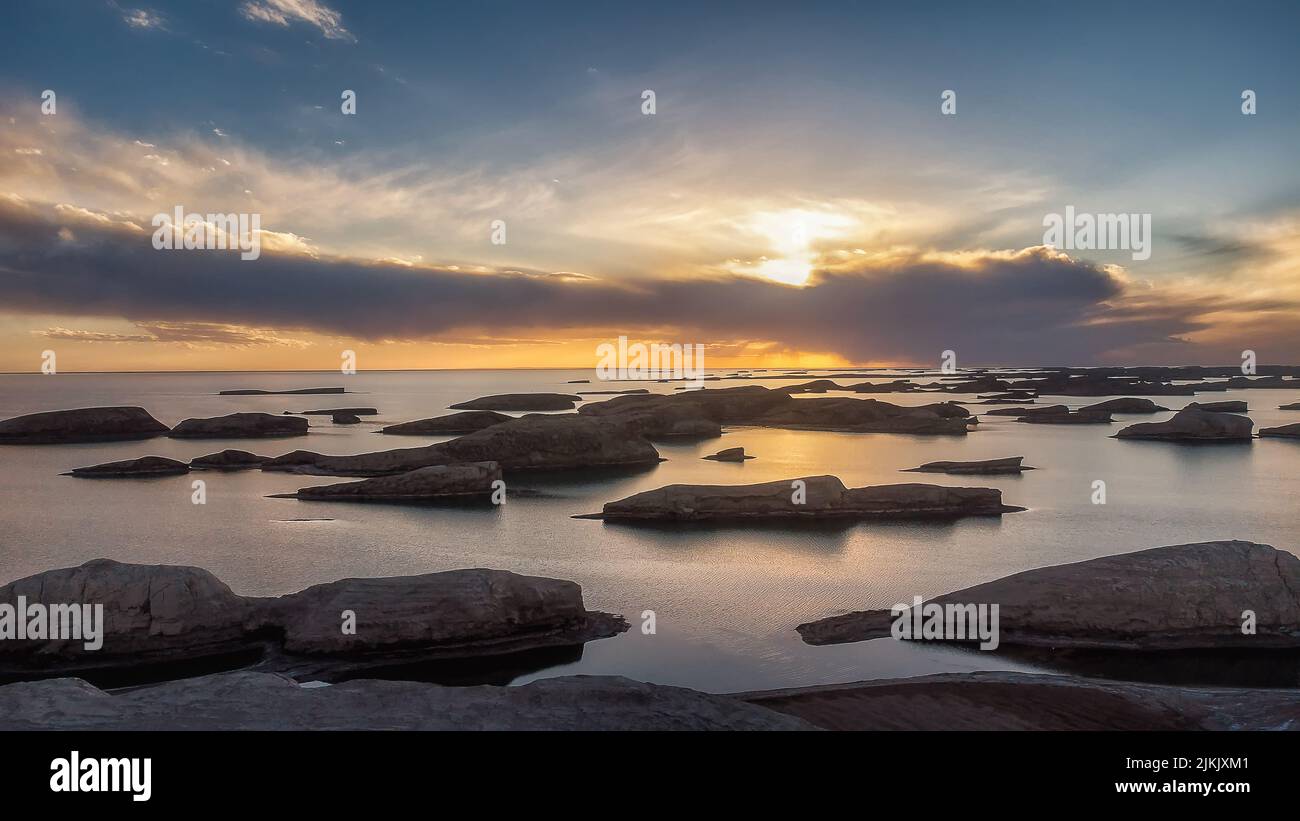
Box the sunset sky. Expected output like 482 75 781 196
2 0 1300 371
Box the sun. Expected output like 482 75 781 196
737 208 858 286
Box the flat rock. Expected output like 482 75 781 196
1079 398 1168 414
1281 402 1300 410
581 475 1021 522
985 405 1058 416
219 387 344 395
0 406 169 445
1115 407 1253 441
263 414 660 476
282 462 501 502
449 393 581 411
1259 423 1300 439
190 449 271 470
331 413 361 425
67 455 190 478
904 456 1032 474
379 411 513 436
170 412 309 439
290 407 378 416
1187 400 1248 413
0 672 814 731
704 447 753 462
1016 410 1112 424
796 540 1300 651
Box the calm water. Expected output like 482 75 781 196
1 369 1298 692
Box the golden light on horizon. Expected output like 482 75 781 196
737 207 858 286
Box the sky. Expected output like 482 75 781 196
1 0 1299 371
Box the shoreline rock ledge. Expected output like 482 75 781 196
0 407 169 444
169 412 309 439
273 462 502 503
903 456 1033 475
576 475 1022 522
1114 407 1253 442
796 540 1300 651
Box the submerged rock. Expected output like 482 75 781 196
264 414 661 476
579 475 1021 522
1259 423 1300 439
0 406 169 445
66 456 190 478
190 449 271 470
1079 398 1168 414
170 412 309 439
0 671 814 731
449 393 581 411
331 413 361 425
704 447 754 462
1115 407 1253 441
796 540 1300 651
379 411 513 436
280 462 501 502
904 456 1032 475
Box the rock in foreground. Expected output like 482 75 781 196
796 540 1300 651
1115 407 1253 441
280 462 501 503
0 407 169 445
1259 423 1300 439
67 456 190 478
0 560 624 684
904 456 1032 475
170 412 309 439
580 475 1021 522
0 672 813 730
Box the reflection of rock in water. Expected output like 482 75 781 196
995 646 1300 689
334 644 586 686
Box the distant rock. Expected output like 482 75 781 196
380 411 512 436
170 412 309 439
0 671 813 731
1016 410 1112 424
797 541 1300 652
0 407 169 445
1079 398 1168 414
566 380 590 384
1259 423 1300 439
331 413 361 425
1115 407 1253 442
189 450 271 470
703 447 753 462
289 407 377 416
781 379 847 394
904 456 1033 475
264 414 661 476
577 389 651 396
985 405 1050 416
846 380 921 393
219 387 345 395
579 475 1021 522
1187 400 1248 413
67 456 190 478
279 462 501 503
449 393 581 411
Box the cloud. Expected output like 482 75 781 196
35 321 310 349
239 0 354 42
0 195 1265 365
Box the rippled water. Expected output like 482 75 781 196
2 369 1297 692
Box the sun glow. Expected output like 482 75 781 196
736 208 858 286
